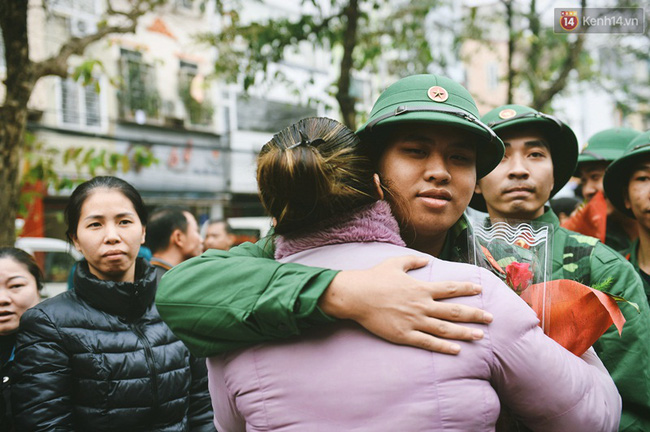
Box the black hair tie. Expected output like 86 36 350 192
287 130 325 150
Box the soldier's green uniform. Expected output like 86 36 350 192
606 221 636 254
156 214 472 356
604 130 650 307
577 128 641 253
538 209 650 432
626 240 650 303
472 105 650 432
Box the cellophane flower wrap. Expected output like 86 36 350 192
561 189 607 243
468 218 627 356
469 220 553 333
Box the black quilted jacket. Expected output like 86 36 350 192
11 259 215 431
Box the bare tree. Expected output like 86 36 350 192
0 0 165 245
207 0 438 130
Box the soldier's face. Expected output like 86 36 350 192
578 161 618 215
578 161 609 202
625 157 650 231
476 128 554 221
378 123 477 256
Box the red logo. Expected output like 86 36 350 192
559 10 579 31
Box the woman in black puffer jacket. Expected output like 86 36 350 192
0 248 42 432
11 177 216 431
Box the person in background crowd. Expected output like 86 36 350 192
576 128 642 252
550 196 581 224
0 248 42 432
202 219 235 251
472 105 650 431
604 130 650 304
146 206 203 283
11 176 215 431
209 116 620 431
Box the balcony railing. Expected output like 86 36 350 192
117 57 162 124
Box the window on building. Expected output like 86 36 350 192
487 63 499 90
59 78 103 129
236 96 317 133
178 61 213 126
50 0 99 15
118 49 161 123
0 33 5 70
349 77 367 102
176 0 194 10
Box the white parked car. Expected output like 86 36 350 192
227 217 273 243
14 237 82 299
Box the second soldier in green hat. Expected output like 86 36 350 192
604 130 650 305
472 105 650 432
577 128 642 252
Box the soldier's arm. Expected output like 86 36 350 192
590 244 650 430
156 239 337 357
156 240 492 357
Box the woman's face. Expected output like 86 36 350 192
72 188 146 283
378 123 477 255
0 258 41 336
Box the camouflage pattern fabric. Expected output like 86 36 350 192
562 233 597 286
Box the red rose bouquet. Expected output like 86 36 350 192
471 219 627 356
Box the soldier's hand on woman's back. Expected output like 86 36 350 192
319 255 492 354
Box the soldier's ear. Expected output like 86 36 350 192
624 190 631 210
475 181 482 194
373 173 385 200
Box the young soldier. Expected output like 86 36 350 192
472 104 650 432
604 130 650 304
156 74 505 356
576 128 641 252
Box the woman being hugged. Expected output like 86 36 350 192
11 176 215 431
208 117 620 432
0 248 42 432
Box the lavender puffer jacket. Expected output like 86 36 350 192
207 204 621 432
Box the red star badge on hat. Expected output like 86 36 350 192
427 86 449 103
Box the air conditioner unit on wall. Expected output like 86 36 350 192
69 17 97 38
162 100 177 118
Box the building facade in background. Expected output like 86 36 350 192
10 0 376 238
5 0 649 238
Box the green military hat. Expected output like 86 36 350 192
356 74 504 178
603 130 650 218
576 127 641 173
469 104 579 212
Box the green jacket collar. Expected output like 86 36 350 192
628 238 640 267
531 207 561 228
440 214 471 262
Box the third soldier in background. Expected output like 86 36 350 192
604 130 650 306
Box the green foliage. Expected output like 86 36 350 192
458 0 649 114
203 0 441 124
179 78 214 125
19 132 159 218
